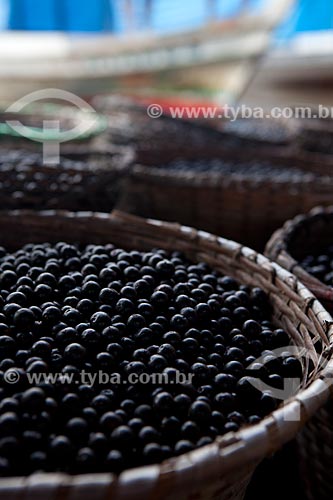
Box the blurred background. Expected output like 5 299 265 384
0 0 331 106
0 2 332 500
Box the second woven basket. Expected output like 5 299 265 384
0 146 133 212
265 205 333 500
119 149 333 250
265 206 333 312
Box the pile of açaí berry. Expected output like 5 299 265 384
0 242 301 476
156 158 316 182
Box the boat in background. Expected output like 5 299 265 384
0 0 293 103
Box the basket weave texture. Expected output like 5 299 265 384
92 98 333 250
0 146 133 212
96 97 308 168
265 205 333 500
297 399 333 500
118 148 333 250
94 96 333 162
265 206 333 309
294 119 333 156
0 210 332 500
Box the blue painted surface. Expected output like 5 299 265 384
151 0 207 33
112 0 148 33
9 0 59 30
3 0 268 32
63 0 113 31
114 0 266 33
7 0 115 31
2 0 333 34
0 0 8 29
216 0 264 19
295 0 333 31
276 0 333 42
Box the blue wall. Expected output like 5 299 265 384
7 0 114 31
9 0 59 30
2 0 331 34
3 0 268 33
276 0 333 42
0 0 8 29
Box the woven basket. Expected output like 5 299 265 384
0 146 133 212
265 206 333 312
218 117 295 148
265 205 333 500
0 209 332 500
93 97 298 161
95 96 333 164
96 103 228 160
294 119 333 156
118 148 333 250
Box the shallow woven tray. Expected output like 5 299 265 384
265 205 333 500
118 148 333 250
0 209 332 500
0 146 133 212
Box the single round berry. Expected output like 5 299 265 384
13 308 35 329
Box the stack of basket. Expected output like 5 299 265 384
0 102 133 212
1 100 333 500
93 98 333 250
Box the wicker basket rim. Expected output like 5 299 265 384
130 159 333 188
95 97 294 139
0 209 332 495
297 118 333 133
265 205 333 296
220 115 297 138
0 145 134 174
